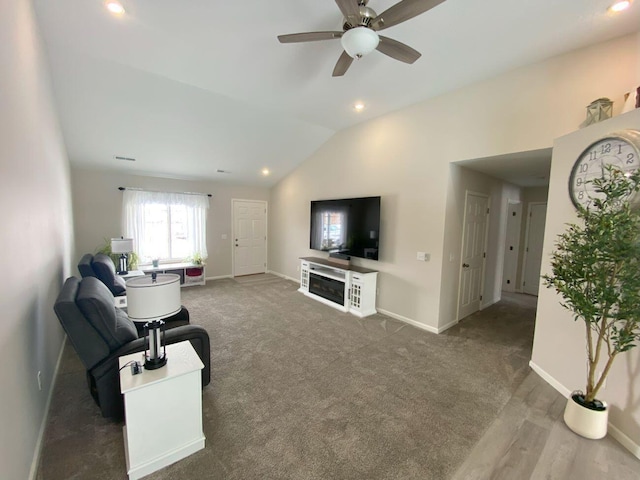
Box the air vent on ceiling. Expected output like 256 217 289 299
114 155 136 162
216 169 232 174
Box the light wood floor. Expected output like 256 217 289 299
451 369 640 479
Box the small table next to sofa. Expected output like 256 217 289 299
119 340 205 480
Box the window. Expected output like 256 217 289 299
320 211 345 250
123 190 209 264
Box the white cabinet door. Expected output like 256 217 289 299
299 261 309 292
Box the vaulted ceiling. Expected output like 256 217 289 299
33 0 640 186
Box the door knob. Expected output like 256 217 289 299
462 263 470 268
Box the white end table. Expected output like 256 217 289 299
119 341 205 480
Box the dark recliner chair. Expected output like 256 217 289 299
77 253 97 279
54 276 210 420
78 253 127 297
77 253 190 333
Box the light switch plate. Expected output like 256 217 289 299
417 252 430 261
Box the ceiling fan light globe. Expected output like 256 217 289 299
341 27 379 59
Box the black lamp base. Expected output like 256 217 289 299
144 355 167 370
117 254 128 275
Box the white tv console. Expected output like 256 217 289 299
299 257 378 317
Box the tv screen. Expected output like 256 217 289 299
310 196 380 261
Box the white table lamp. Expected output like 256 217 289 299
126 274 181 322
111 237 134 274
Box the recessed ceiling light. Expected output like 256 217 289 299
354 102 365 112
105 0 125 15
609 1 631 12
262 168 270 176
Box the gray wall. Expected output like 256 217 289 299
269 33 640 332
70 167 270 278
0 0 73 478
532 108 640 452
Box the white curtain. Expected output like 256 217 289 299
123 190 209 262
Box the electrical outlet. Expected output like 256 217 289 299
37 371 42 391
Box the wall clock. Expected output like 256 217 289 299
569 129 640 209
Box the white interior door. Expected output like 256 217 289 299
502 201 522 292
458 193 489 320
233 200 267 277
522 202 547 296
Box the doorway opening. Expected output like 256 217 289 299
448 148 551 347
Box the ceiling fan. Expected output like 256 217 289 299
278 0 446 77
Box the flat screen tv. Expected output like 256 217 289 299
310 196 380 261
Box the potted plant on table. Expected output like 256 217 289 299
187 252 206 266
543 165 640 439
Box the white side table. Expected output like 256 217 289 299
119 341 205 480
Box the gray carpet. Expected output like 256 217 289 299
37 279 535 480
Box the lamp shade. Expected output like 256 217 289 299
126 274 181 321
111 237 134 254
341 27 379 59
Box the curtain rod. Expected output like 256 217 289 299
118 187 212 197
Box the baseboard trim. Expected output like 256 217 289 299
205 275 232 281
529 360 572 398
529 360 640 460
29 334 67 480
267 270 298 283
480 296 500 310
437 318 459 333
377 308 440 334
609 423 640 459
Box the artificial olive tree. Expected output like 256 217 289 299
544 165 640 406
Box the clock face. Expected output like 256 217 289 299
569 130 640 209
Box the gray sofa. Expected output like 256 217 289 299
54 276 210 419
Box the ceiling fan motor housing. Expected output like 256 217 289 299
343 4 377 30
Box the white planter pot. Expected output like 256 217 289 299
563 393 608 439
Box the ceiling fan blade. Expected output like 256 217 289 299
376 36 421 64
278 31 343 44
334 0 361 19
371 0 446 31
332 51 354 77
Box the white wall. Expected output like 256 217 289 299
0 0 72 478
270 33 640 331
532 108 640 452
70 167 270 278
